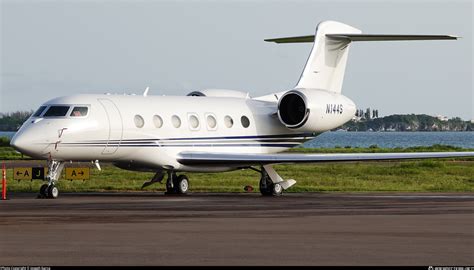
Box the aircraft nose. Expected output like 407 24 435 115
10 133 28 153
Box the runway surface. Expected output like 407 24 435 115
1 192 473 266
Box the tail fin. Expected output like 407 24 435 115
265 20 458 94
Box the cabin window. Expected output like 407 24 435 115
241 116 250 128
33 106 47 117
153 115 163 128
172 115 181 128
43 106 70 117
134 115 145 128
206 114 217 130
224 115 233 128
70 106 88 117
188 114 200 130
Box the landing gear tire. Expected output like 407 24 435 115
259 176 271 196
173 175 189 194
39 184 48 198
271 183 283 196
259 175 283 197
47 185 59 199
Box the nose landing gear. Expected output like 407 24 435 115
38 160 64 199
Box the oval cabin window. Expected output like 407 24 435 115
224 115 233 128
172 115 181 128
241 116 250 128
189 115 200 129
207 115 217 129
153 115 163 128
134 115 145 128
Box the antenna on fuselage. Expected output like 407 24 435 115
143 86 150 97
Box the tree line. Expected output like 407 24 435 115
339 114 473 131
0 111 33 131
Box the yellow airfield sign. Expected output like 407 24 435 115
13 167 32 180
12 166 89 180
13 167 48 180
65 167 90 180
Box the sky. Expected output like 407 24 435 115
0 0 472 120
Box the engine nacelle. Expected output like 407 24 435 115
187 89 250 98
277 89 356 132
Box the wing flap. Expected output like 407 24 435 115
178 151 474 166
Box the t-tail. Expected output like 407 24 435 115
264 21 458 133
265 20 458 94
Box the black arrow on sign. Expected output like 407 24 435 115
16 171 22 176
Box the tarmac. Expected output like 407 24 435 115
0 192 473 266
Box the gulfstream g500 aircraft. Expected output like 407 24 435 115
11 21 474 198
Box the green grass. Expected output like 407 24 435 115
3 158 473 193
1 144 473 193
0 147 27 160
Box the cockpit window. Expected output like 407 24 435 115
43 106 70 117
33 106 47 117
70 106 88 117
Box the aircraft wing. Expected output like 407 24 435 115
177 151 474 166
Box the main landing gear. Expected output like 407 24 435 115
165 172 189 195
143 166 294 197
259 170 283 196
39 160 64 199
256 165 296 197
142 170 189 195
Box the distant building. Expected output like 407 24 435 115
435 115 449 122
354 108 379 121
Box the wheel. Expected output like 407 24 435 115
40 184 48 197
260 176 283 196
47 185 59 199
173 175 189 194
271 183 283 196
39 184 48 198
259 175 273 196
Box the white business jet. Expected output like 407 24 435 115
10 21 473 198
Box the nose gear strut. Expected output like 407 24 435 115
38 160 64 199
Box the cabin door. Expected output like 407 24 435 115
98 98 123 154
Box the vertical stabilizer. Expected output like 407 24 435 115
296 21 361 93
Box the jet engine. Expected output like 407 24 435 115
277 89 356 132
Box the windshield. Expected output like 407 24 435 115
33 106 47 117
43 106 70 117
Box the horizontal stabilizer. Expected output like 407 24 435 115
327 34 459 41
264 35 315 43
264 34 458 43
